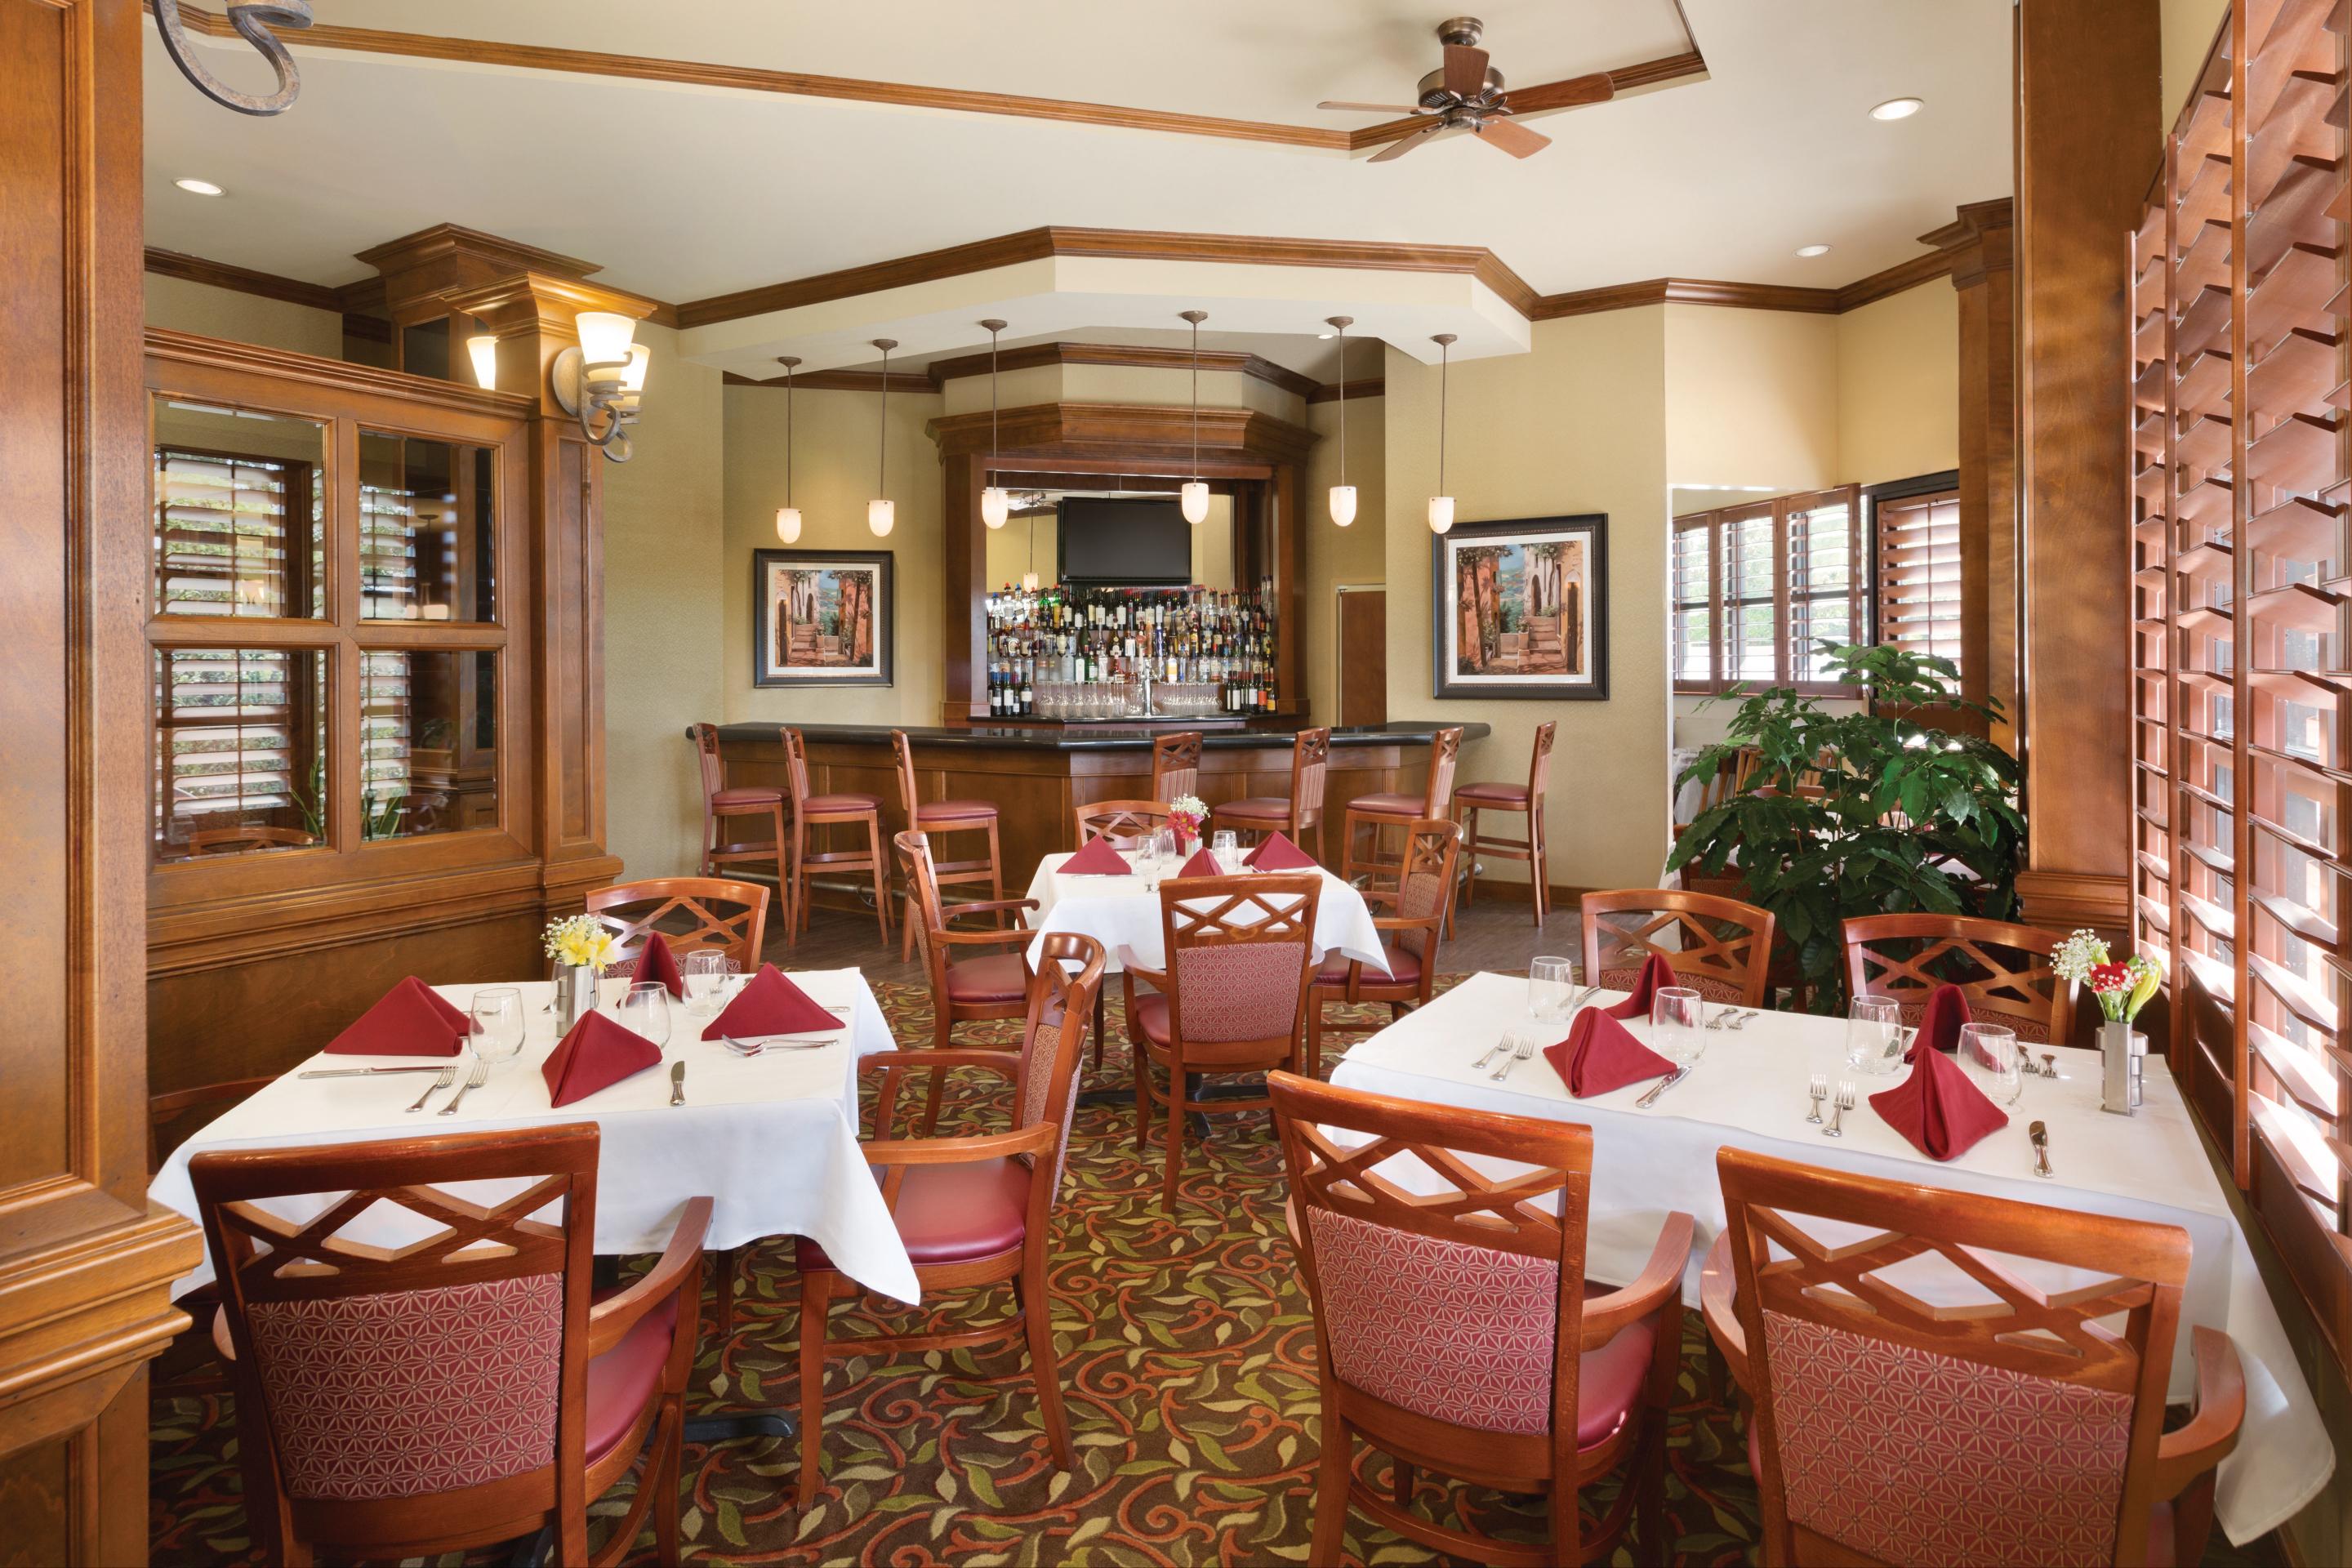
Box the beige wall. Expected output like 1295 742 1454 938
1383 313 1672 894
981 495 1234 593
144 273 342 359
2163 0 2228 130
1303 394 1388 727
1836 283 1962 487
1664 305 1841 491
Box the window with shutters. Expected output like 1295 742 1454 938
1673 485 1864 695
1873 487 1962 670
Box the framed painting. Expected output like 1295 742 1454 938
752 549 894 688
1430 514 1608 701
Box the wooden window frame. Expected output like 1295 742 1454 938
1673 483 1865 697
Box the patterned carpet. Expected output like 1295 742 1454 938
149 978 2268 1567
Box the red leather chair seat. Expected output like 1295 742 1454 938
1455 780 1530 807
1215 797 1293 822
1574 1316 1657 1450
584 1288 677 1466
1348 791 1423 816
802 792 883 814
942 952 1027 1003
916 798 999 825
1313 943 1419 987
710 786 783 807
795 1157 1030 1270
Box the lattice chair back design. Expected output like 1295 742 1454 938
1073 798 1171 849
1579 888 1775 1008
1841 912 2074 1045
1271 1072 1692 1566
1306 819 1463 1076
586 876 770 978
1149 729 1203 803
1716 1147 2244 1568
188 1123 712 1566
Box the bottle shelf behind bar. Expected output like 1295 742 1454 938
984 580 1278 721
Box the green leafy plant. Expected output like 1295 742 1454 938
1666 643 2025 1012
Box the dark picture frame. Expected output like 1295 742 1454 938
752 548 894 688
1430 514 1609 701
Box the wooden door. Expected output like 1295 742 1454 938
0 1 201 1558
1338 587 1388 727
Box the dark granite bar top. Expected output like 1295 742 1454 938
706 719 1489 753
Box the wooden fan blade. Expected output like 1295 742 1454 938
1503 72 1616 114
1368 123 1441 163
1476 115 1551 158
1316 100 1432 114
1442 42 1490 100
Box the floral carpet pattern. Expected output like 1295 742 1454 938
149 978 2265 1567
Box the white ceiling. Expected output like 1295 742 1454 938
143 1 2012 323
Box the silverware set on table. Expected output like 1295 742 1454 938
1808 1080 1855 1136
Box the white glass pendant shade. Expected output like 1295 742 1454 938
466 334 499 390
1179 481 1210 525
1329 484 1357 528
574 310 636 367
620 343 651 393
775 506 802 544
981 487 1011 529
1021 571 1040 592
1428 496 1456 534
867 497 895 537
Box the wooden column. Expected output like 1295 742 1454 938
2012 0 2162 931
1 0 203 1557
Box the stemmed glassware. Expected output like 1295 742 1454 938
470 987 525 1072
619 982 673 1051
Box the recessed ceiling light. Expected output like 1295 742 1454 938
1316 332 1335 340
1796 244 1831 258
1869 97 1923 122
175 177 225 196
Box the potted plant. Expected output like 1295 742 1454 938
1666 643 2025 1012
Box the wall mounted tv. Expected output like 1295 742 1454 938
1056 497 1192 586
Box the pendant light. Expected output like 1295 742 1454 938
866 337 898 537
773 355 803 543
1326 315 1356 527
1428 332 1458 535
978 318 1012 529
1178 310 1210 524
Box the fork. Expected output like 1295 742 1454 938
405 1064 457 1112
1805 1073 1827 1124
1490 1032 1536 1080
1471 1036 1510 1071
1823 1081 1855 1137
438 1057 491 1116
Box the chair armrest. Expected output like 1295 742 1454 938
587 1196 715 1358
1368 913 1436 933
859 1049 1019 1081
1125 964 1167 990
935 926 1034 950
212 1303 236 1363
863 1124 1056 1167
2154 1326 2245 1497
1697 1229 1748 1392
1583 1211 1695 1344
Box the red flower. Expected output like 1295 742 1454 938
2088 960 2133 994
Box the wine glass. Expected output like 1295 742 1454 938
681 951 730 1018
1845 996 1904 1076
470 987 525 1071
1212 829 1241 872
1650 986 1705 1066
1958 1022 2022 1105
618 982 673 1050
1529 955 1576 1023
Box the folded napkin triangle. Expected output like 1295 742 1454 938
541 1011 662 1107
1904 982 1971 1061
633 932 685 999
1174 847 1223 878
324 977 471 1057
1244 831 1316 871
1869 1035 2008 1160
703 963 839 1040
1061 835 1131 875
1604 953 1680 1020
1544 1005 1678 1098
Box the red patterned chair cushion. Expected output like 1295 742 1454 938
1454 781 1530 807
1170 942 1308 1041
710 786 782 807
1313 943 1421 988
916 798 1000 825
796 1157 1030 1271
1599 964 1747 1006
1306 1209 1654 1442
943 952 1028 1003
802 792 882 813
245 1273 563 1501
1893 998 2052 1045
1759 1308 2133 1566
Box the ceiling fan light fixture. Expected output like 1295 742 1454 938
1869 96 1924 121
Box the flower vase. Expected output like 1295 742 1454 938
553 963 599 1033
2097 1019 2138 1116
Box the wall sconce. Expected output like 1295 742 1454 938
551 310 648 462
466 334 499 390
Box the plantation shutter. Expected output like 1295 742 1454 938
1786 486 1862 684
1875 488 1964 669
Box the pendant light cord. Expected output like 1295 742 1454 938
1191 316 1200 481
1437 337 1449 497
989 325 1000 472
784 359 795 508
1336 326 1347 485
878 344 889 496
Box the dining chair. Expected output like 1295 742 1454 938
897 829 1040 1057
189 1124 711 1567
1842 911 2074 1044
586 876 770 978
1455 720 1556 924
147 1076 279 1400
1711 1147 2243 1568
781 725 891 945
1149 729 1204 802
1073 798 1171 849
1304 819 1460 1078
1269 1072 1693 1567
890 729 1004 962
1339 725 1462 893
1673 743 1761 839
1209 725 1331 862
686 723 791 924
1579 889 1775 1009
1125 872 1321 1209
795 933 1106 1507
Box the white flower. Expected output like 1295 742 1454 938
2051 928 2110 987
1170 794 1207 820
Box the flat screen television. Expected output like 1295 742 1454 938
1056 497 1192 586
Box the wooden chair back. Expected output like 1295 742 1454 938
185 825 318 855
1387 818 1462 971
1580 889 1775 1008
779 725 814 807
586 876 769 974
1156 873 1322 1062
1717 1146 2189 1568
889 729 921 820
1074 799 1170 849
687 721 728 804
1421 725 1464 814
1842 912 2072 1044
1526 720 1557 804
1150 731 1203 803
1291 726 1332 819
1016 933 1107 1194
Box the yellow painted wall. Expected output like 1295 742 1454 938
1303 394 1388 727
1383 312 1672 893
144 273 342 359
1664 305 1841 491
1836 283 1962 487
2163 0 2228 129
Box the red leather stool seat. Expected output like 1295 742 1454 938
917 798 1000 825
1349 791 1423 816
711 786 783 807
1215 798 1292 822
802 792 883 813
1455 780 1531 807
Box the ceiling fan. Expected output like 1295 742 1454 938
1318 16 1613 163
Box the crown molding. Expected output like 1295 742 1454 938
1833 248 1954 311
1307 376 1385 405
929 400 1318 466
924 341 1322 399
142 247 342 313
144 327 537 416
721 368 934 393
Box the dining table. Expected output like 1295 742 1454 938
1327 970 2332 1546
1020 847 1389 977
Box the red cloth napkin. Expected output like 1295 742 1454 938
702 964 840 1040
633 932 685 999
1174 847 1222 877
1543 1005 1677 1098
1245 831 1317 871
1903 982 1971 1062
324 977 471 1056
1869 1037 2009 1160
1603 953 1680 1020
540 1010 662 1107
1061 835 1132 875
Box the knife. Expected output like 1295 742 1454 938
298 1065 454 1078
669 1060 687 1107
1633 1067 1690 1108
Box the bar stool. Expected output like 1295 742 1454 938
1150 730 1203 802
1339 725 1462 893
780 725 891 946
1208 726 1330 861
688 723 795 937
1456 719 1557 924
890 729 1004 961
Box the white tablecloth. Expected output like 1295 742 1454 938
1328 971 2329 1544
148 969 921 1306
1022 850 1389 977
